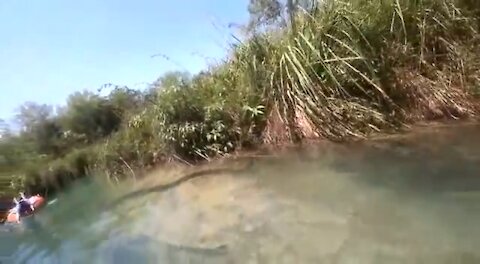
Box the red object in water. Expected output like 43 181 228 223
5 195 46 223
30 195 46 210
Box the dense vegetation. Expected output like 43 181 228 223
1 0 479 196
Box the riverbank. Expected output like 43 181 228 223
108 120 480 208
1 0 479 196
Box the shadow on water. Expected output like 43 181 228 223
108 166 253 209
1 124 480 263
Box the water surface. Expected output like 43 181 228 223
2 124 480 263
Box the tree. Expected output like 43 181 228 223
107 85 144 117
61 91 121 143
11 102 67 156
247 0 284 32
153 71 192 90
15 102 54 133
246 0 317 33
32 118 63 156
0 119 9 140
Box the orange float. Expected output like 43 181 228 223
5 195 46 224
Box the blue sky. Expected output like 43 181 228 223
0 0 249 121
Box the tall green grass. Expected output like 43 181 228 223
18 0 480 192
242 0 479 141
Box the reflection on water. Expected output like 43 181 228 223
1 124 480 263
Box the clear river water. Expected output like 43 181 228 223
1 123 479 263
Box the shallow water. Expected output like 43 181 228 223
1 124 480 263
